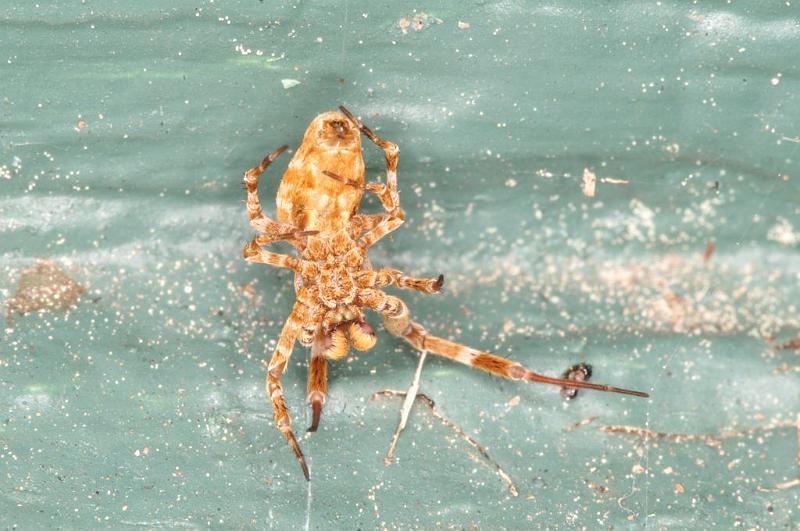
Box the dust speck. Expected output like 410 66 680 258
766 217 798 246
399 12 443 34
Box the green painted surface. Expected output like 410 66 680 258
2 2 799 529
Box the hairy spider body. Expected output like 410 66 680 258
243 106 648 480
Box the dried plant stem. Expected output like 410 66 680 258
600 419 797 449
795 415 800 467
374 388 519 497
384 349 428 466
768 415 800 490
602 417 800 492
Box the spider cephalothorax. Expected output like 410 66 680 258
301 230 362 307
243 106 648 481
296 230 377 359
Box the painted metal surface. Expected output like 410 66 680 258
2 2 799 528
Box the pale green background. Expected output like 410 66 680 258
2 2 799 529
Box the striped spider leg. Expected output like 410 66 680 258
342 108 647 399
356 288 649 398
242 146 320 479
242 145 318 264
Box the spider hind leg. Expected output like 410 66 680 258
366 292 648 398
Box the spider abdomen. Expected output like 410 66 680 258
276 112 366 233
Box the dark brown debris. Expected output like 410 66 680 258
560 362 592 399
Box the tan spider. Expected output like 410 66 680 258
243 106 648 480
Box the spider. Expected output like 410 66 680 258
243 106 649 480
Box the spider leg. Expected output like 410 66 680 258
243 236 301 270
359 216 405 248
321 170 401 217
338 106 406 244
244 145 315 247
359 289 649 398
338 106 400 200
243 232 317 270
267 302 312 480
356 268 444 294
306 335 328 432
351 213 386 232
244 145 289 230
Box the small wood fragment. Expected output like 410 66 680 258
384 349 428 465
703 240 715 263
374 388 518 497
581 168 596 197
775 478 800 490
565 416 599 432
775 337 800 352
600 177 629 185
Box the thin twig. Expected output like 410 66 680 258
603 418 800 492
768 415 800 490
373 389 519 497
600 419 797 448
600 177 629 185
773 363 800 374
777 478 800 490
384 349 428 465
564 416 598 432
795 415 800 467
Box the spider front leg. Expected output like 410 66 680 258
266 302 313 480
245 145 316 244
243 235 301 269
338 106 407 247
339 105 401 212
359 289 649 398
243 146 318 266
356 268 444 295
244 145 287 231
242 232 317 270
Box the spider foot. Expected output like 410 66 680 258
432 274 445 293
283 429 310 480
307 397 323 433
